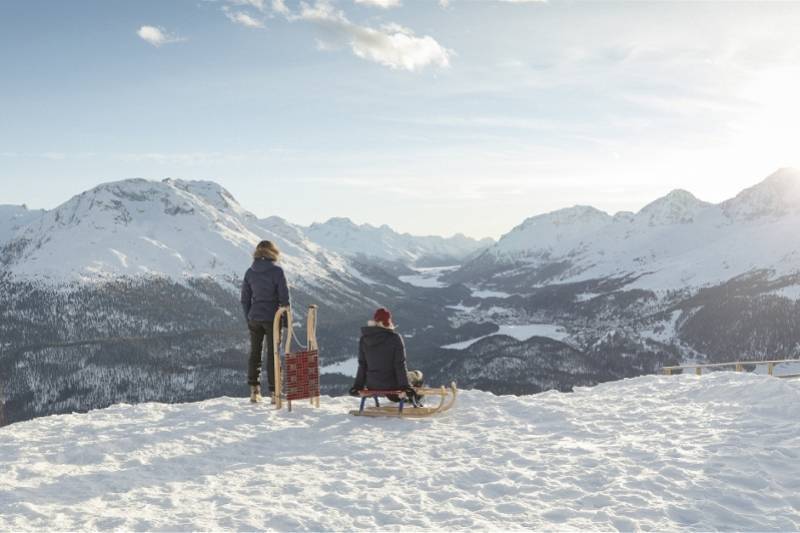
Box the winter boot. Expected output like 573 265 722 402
250 385 262 403
407 370 425 406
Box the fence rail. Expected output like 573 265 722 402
662 358 800 378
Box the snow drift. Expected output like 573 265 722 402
2 373 798 531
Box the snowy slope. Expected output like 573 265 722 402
0 205 42 248
2 373 798 531
471 168 800 290
306 217 492 265
0 179 370 298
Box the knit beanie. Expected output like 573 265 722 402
373 307 393 328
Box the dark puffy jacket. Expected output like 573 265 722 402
240 258 290 322
353 326 410 391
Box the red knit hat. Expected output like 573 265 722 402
373 307 393 328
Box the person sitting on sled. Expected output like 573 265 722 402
349 307 424 405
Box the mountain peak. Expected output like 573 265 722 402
517 205 612 230
756 167 800 192
493 205 612 257
317 217 359 229
636 188 709 226
723 168 800 220
162 178 242 213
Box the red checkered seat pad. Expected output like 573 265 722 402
284 350 320 401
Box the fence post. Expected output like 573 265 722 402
768 362 775 376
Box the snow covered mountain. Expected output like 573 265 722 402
455 168 800 291
432 168 800 383
0 179 371 301
5 171 800 427
0 179 411 424
2 372 798 531
0 205 43 249
306 217 493 267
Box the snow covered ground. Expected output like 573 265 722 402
442 323 570 349
2 373 798 531
471 288 512 298
398 266 457 288
320 357 360 376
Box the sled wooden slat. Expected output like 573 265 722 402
272 307 291 409
350 382 457 418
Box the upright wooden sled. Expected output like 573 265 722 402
349 382 458 418
273 305 321 411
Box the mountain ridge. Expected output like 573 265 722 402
461 168 800 291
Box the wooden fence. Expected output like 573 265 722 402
662 358 800 378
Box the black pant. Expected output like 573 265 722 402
248 320 275 390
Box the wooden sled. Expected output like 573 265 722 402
349 382 458 418
273 305 320 411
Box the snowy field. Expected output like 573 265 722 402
2 373 799 531
442 323 570 349
471 288 512 298
398 266 457 288
320 357 360 376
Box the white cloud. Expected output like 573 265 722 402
136 26 185 47
272 0 290 14
227 0 268 11
441 0 544 4
224 9 265 27
296 1 451 71
354 0 402 8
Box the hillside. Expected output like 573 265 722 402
1 373 798 531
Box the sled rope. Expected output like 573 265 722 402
289 305 317 350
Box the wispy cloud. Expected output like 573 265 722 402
227 0 268 11
354 0 402 8
295 1 451 71
223 8 266 28
136 25 186 47
272 0 290 14
439 0 545 5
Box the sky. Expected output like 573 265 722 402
1 0 799 239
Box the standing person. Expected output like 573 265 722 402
350 308 424 404
241 240 290 403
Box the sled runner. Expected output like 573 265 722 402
273 305 320 411
349 382 458 418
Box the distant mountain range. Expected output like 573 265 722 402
306 217 492 268
453 168 800 291
3 169 800 426
0 179 491 283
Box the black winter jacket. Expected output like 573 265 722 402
240 258 290 322
353 326 410 391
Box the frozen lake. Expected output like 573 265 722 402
442 323 569 350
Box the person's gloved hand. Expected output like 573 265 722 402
349 386 361 397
